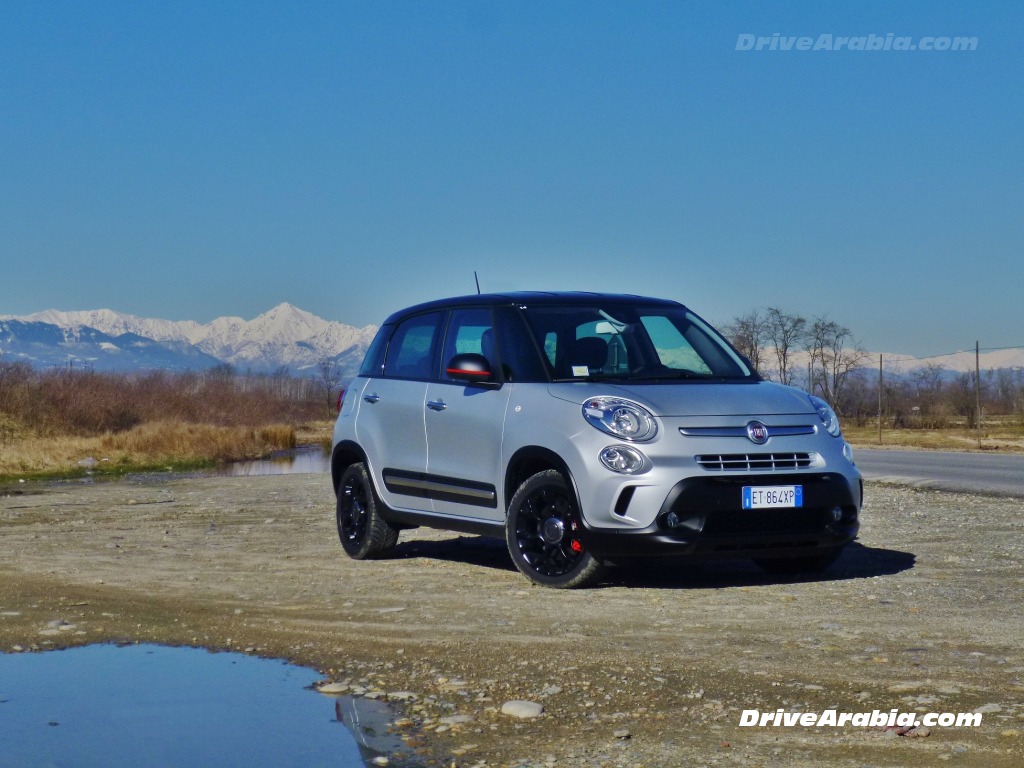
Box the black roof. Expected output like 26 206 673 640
382 291 684 325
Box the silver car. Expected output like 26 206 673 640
331 292 862 588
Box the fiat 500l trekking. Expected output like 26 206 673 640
331 292 862 588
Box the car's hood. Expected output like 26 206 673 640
547 380 816 417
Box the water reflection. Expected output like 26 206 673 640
217 445 331 477
0 644 399 768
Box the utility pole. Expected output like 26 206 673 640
878 354 883 445
975 341 983 449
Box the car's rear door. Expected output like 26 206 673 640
355 310 444 512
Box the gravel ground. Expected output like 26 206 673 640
1 473 1022 768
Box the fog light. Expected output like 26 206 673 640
831 506 843 522
666 511 682 528
599 445 647 474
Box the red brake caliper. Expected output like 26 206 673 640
569 519 583 554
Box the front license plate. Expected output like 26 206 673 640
742 485 803 509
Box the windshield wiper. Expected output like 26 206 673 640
551 372 626 383
625 369 707 380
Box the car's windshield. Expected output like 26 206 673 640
520 304 754 381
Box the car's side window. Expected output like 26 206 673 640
441 308 495 383
383 312 444 380
542 332 558 369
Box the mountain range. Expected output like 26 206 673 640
0 304 378 376
2 303 1022 379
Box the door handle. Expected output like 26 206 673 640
363 393 380 404
426 400 447 411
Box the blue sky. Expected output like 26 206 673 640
1 1 1020 356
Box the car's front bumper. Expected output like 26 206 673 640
577 471 860 560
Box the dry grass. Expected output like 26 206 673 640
0 420 300 478
294 420 333 448
0 364 336 478
845 419 1024 452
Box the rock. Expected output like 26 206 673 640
316 682 350 695
974 703 1003 714
613 728 631 740
887 682 924 693
501 700 544 719
388 691 418 702
440 714 474 725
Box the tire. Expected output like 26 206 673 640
336 463 399 560
505 469 604 589
754 547 842 576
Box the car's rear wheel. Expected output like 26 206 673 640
753 547 842 575
336 463 399 559
505 469 604 589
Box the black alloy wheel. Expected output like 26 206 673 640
505 469 603 589
336 463 398 559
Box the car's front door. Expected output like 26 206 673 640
424 307 510 522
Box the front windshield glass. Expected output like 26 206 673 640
521 304 754 381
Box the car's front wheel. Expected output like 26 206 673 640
505 469 604 589
336 463 399 559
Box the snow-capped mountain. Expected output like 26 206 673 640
767 347 1024 379
881 348 1024 375
0 304 378 375
0 320 224 372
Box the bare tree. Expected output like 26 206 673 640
805 316 868 411
910 363 952 426
316 357 344 417
764 308 806 385
724 310 768 374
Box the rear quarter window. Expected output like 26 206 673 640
358 325 392 378
383 312 444 380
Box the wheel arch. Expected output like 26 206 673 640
504 446 580 515
331 440 368 496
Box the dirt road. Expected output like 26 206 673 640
1 473 1022 767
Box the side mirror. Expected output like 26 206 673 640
445 353 495 384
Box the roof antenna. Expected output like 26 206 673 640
474 271 481 294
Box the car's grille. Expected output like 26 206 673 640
696 453 815 472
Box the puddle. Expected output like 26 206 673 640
212 445 331 477
0 446 332 491
0 644 407 767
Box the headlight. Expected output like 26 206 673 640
582 397 658 441
809 395 842 437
